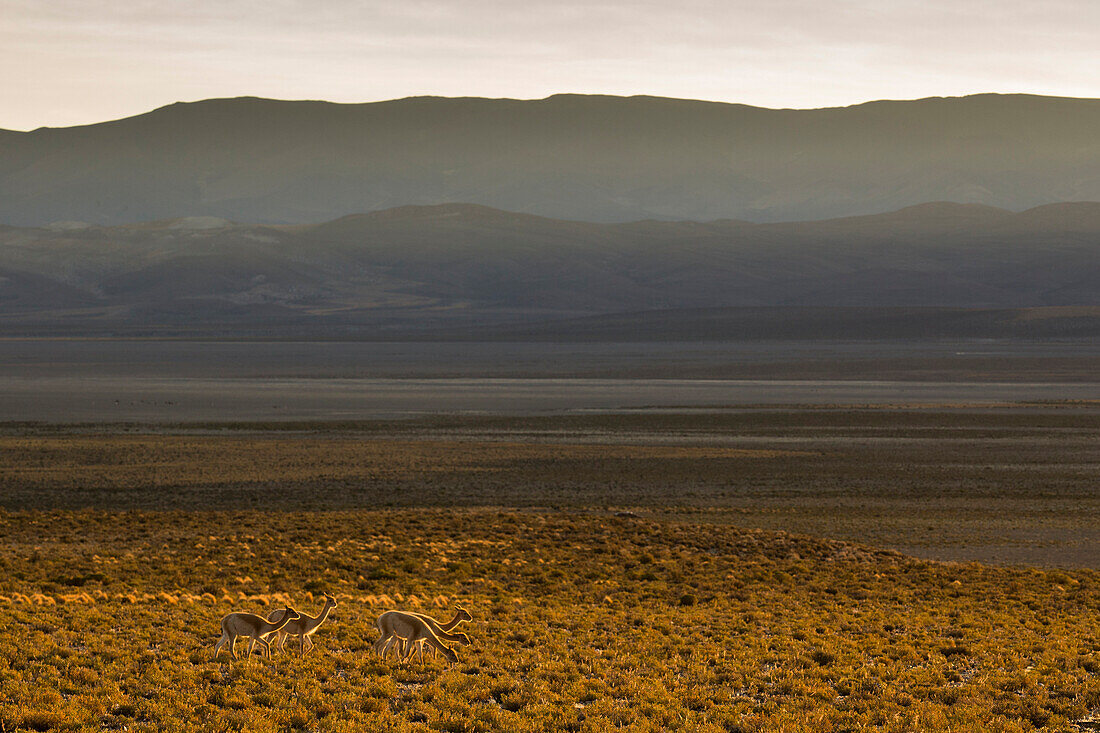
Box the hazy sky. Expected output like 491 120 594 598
2 0 1098 130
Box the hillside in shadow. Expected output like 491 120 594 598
1 202 1099 338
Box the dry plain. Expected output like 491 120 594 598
3 408 1100 731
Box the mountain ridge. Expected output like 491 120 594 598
12 200 1099 233
8 91 1098 135
2 93 1099 226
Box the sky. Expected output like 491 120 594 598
2 0 1098 131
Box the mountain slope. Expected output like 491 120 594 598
0 202 1098 337
1 94 1098 226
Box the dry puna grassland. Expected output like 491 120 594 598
2 510 1100 732
3 409 1100 566
3 411 1100 731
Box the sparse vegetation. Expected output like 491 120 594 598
2 410 1099 567
2 414 1100 730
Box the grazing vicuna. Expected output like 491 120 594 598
373 610 467 663
403 608 472 660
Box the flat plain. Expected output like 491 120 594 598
3 407 1100 730
4 339 1100 423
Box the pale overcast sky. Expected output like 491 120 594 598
2 0 1098 130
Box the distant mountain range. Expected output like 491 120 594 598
1 201 1098 338
1 93 1099 226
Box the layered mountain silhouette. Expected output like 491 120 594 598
1 202 1098 338
1 93 1099 226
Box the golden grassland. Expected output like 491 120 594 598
1 510 1100 732
3 412 1100 730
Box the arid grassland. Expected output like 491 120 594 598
2 410 1100 730
3 510 1100 732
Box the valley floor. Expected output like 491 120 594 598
3 409 1099 566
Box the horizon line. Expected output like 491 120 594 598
5 90 1100 134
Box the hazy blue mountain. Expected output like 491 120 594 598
0 202 1098 337
1 93 1098 226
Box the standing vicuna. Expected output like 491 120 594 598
265 593 338 655
214 606 301 660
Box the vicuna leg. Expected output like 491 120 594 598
214 632 229 660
